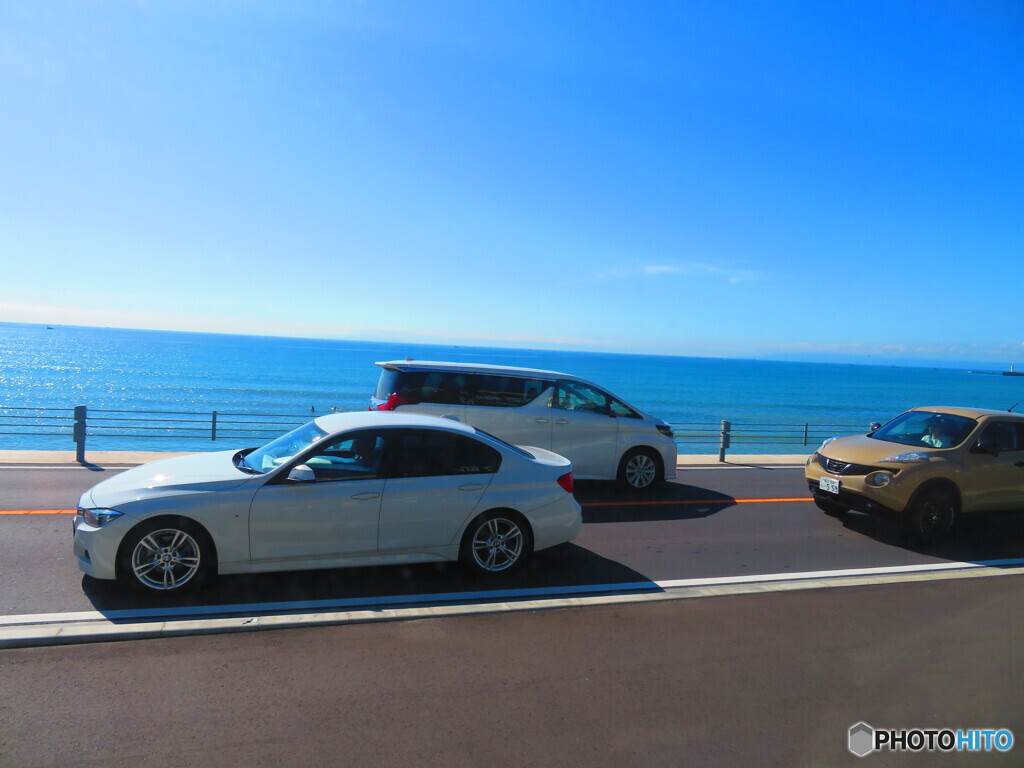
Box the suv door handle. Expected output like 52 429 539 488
1016 462 1024 468
556 419 570 425
350 492 381 500
533 418 550 424
458 483 484 492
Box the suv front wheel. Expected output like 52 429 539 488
904 487 959 544
618 448 661 491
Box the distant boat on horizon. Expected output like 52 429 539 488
45 325 54 330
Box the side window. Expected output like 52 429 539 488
609 396 640 419
472 375 550 407
301 430 387 482
554 380 613 415
980 422 1021 453
386 430 501 478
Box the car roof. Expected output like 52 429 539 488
909 406 1024 421
375 359 574 379
313 410 479 435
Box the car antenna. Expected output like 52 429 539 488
1010 403 1019 412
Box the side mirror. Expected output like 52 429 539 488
971 440 1001 457
287 464 316 482
868 422 881 434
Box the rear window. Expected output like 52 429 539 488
375 370 470 405
473 427 536 459
386 429 502 477
376 369 550 408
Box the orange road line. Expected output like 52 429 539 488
582 497 813 507
0 509 76 515
1 498 816 514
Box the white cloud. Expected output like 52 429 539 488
597 262 765 282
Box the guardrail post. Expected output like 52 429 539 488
718 419 731 462
73 405 87 463
803 422 809 446
211 411 218 441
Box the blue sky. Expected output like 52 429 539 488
1 0 1022 364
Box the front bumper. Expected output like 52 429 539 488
807 483 900 517
72 513 123 581
805 458 910 517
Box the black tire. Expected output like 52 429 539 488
617 448 661 491
904 488 958 544
118 518 213 594
461 510 532 575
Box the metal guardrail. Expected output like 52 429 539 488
1 404 868 463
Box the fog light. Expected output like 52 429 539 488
866 471 892 488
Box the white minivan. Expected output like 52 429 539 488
370 360 678 490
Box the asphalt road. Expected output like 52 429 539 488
4 464 1024 617
2 462 1024 618
2 464 1023 766
3 575 1022 767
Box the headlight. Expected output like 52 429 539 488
879 452 930 464
865 471 893 487
656 424 674 439
80 508 124 527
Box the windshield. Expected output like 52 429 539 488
871 411 977 449
241 421 329 473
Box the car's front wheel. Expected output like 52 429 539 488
618 448 661 491
461 511 532 575
905 488 958 544
118 518 213 594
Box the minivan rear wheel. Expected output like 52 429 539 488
618 448 660 491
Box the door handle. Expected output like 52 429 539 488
1016 462 1024 468
458 483 484 491
556 419 570 425
350 492 381 500
533 418 550 424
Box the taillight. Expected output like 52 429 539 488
374 393 403 411
557 472 574 494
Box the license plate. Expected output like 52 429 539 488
819 476 840 494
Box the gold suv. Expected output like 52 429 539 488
805 406 1024 542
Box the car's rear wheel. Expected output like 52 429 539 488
119 518 212 594
618 448 661 491
461 511 532 575
905 488 958 544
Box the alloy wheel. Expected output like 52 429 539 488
131 528 202 591
625 453 657 489
470 517 524 572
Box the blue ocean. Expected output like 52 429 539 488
1 323 1021 453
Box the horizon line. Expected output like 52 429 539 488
1 320 1017 372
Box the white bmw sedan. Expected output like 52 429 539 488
73 412 581 594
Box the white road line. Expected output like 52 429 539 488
4 558 1023 631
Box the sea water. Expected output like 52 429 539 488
1 323 1021 453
